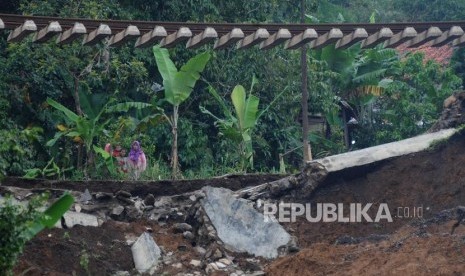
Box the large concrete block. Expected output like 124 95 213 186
61 211 99 228
131 232 161 274
201 187 290 259
315 128 457 173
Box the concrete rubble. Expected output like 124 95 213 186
131 232 162 274
314 128 457 173
79 188 92 202
200 186 291 259
59 211 99 228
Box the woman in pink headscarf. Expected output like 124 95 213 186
128 141 147 180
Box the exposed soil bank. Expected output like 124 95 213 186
2 174 284 197
7 131 465 275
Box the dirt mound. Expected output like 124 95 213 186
267 210 465 276
13 219 205 275
285 130 465 247
265 131 465 275
267 232 465 276
14 221 135 275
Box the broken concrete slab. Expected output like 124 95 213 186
112 271 130 276
189 259 202 267
131 232 162 274
154 196 173 208
201 186 291 259
173 222 193 233
111 205 125 219
126 205 143 221
59 211 99 228
314 128 457 173
95 192 113 201
134 200 145 212
79 188 92 202
183 231 195 240
233 162 327 200
194 246 206 256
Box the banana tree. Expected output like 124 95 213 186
46 97 107 177
46 95 151 177
201 78 284 172
152 46 211 178
312 44 397 148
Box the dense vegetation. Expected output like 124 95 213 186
0 0 463 179
0 193 73 275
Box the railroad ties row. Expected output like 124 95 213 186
1 18 465 49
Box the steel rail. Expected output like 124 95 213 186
2 13 465 36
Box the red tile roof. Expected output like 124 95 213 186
396 43 454 65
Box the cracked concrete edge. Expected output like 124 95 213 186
312 128 458 173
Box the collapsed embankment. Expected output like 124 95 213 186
4 92 465 275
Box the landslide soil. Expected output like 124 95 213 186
7 132 465 275
268 132 465 275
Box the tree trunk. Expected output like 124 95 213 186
73 76 83 116
235 162 328 200
85 148 94 179
73 76 84 172
343 108 350 149
325 120 332 139
171 105 180 179
300 0 312 163
77 144 83 172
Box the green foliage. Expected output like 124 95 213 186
46 96 150 177
201 84 257 171
152 46 211 178
0 195 46 275
46 97 110 170
451 48 465 86
309 131 346 158
0 126 44 177
201 78 284 172
93 145 120 178
307 0 465 23
80 250 91 275
23 157 70 179
0 0 464 178
0 0 308 176
0 193 74 275
390 0 465 22
308 42 399 150
153 46 211 106
353 52 462 147
176 118 214 169
0 0 150 177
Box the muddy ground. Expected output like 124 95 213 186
4 132 465 275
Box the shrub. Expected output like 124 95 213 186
0 193 73 275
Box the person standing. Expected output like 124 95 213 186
128 141 147 180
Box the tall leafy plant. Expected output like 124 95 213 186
311 44 397 148
46 97 108 176
201 78 284 172
354 52 462 148
152 46 211 178
46 96 151 177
